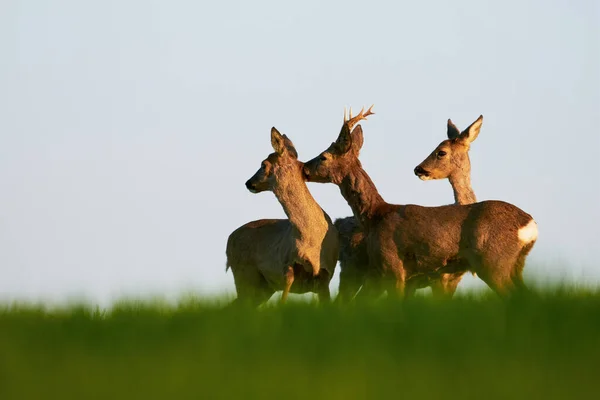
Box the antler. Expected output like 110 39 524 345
343 104 375 130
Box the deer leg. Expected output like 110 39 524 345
385 258 406 301
510 247 536 299
231 265 274 307
354 275 384 303
430 272 463 300
254 286 276 306
404 278 420 300
381 278 404 302
473 247 534 301
388 274 406 301
336 265 365 304
446 273 464 296
280 266 295 304
429 280 446 299
316 269 331 304
475 263 515 300
510 272 533 301
355 243 398 302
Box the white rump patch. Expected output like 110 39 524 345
518 219 538 244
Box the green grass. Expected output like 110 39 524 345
1 289 599 400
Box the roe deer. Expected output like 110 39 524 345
411 115 485 297
226 128 339 306
334 113 484 302
303 107 538 300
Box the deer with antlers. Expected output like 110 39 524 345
304 106 538 300
335 109 478 301
225 127 338 306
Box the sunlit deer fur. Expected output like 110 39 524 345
334 111 479 301
304 107 537 301
226 128 338 306
410 115 484 297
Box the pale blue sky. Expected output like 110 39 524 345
1 0 598 303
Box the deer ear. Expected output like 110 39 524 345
282 134 298 159
447 119 460 139
271 127 287 155
459 115 483 144
351 125 364 153
335 124 353 154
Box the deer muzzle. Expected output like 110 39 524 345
245 179 258 193
414 165 430 180
302 163 313 181
302 158 327 183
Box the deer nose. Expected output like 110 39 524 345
414 166 427 176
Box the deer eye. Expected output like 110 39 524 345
437 150 447 158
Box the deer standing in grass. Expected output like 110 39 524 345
225 128 338 306
334 114 485 301
304 107 538 300
410 115 485 297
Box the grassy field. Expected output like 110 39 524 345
1 289 599 400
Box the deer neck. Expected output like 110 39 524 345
338 162 387 229
273 170 328 237
448 168 477 205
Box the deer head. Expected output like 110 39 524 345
245 127 302 193
303 105 374 184
414 115 483 181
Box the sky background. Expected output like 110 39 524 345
1 0 598 304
